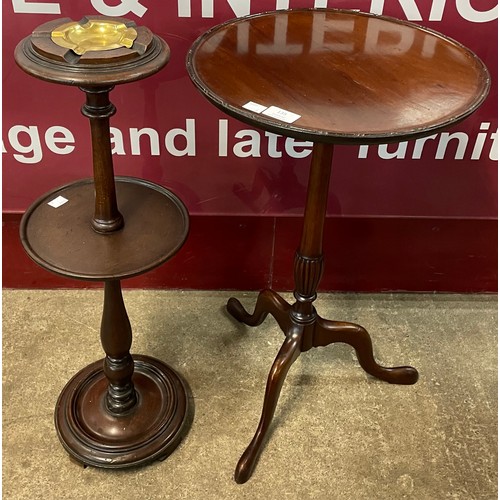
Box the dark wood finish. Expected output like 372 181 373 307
55 281 189 468
187 9 490 145
82 86 124 233
187 8 490 483
228 142 418 483
14 16 169 86
20 177 188 280
15 17 190 468
101 280 137 414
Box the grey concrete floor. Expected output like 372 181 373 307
2 290 497 499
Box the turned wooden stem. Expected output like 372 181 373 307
81 86 124 233
292 143 333 323
299 143 334 257
101 280 137 415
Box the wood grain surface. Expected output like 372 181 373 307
187 9 490 144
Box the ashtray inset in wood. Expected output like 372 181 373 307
51 18 137 55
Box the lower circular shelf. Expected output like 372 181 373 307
20 176 189 281
54 354 190 468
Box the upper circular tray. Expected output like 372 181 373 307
14 16 169 86
187 8 490 144
20 177 189 281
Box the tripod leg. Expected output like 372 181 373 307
315 317 418 384
235 333 302 484
227 288 291 332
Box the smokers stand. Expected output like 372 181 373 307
15 17 191 468
187 8 490 483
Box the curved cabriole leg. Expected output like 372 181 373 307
231 141 418 484
235 334 302 484
314 317 418 384
227 288 291 333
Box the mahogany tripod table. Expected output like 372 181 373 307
187 8 490 483
15 17 190 468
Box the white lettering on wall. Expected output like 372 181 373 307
8 125 43 163
357 122 497 160
165 119 196 156
371 0 497 22
11 0 148 15
3 120 496 163
5 125 74 163
218 119 313 158
10 0 498 21
285 137 313 158
45 126 75 155
266 133 282 158
412 135 438 159
378 142 409 159
233 130 262 157
436 132 469 159
177 0 334 18
177 0 331 18
176 0 496 22
219 120 229 156
178 0 251 18
110 127 126 155
12 0 60 14
130 128 160 156
90 0 147 17
371 0 423 19
453 0 497 23
488 130 497 161
114 125 196 156
471 122 490 160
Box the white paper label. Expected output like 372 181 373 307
48 196 68 208
242 101 268 113
261 106 301 124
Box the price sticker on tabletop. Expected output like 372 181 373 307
262 106 301 124
47 196 69 208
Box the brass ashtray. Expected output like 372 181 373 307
51 19 137 55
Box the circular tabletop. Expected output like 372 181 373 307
187 9 490 144
20 177 189 281
15 16 169 86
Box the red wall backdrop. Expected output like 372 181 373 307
2 0 498 291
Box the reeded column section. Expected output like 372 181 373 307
292 253 324 322
291 143 333 326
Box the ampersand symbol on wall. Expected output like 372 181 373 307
90 0 147 17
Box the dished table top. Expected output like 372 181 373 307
187 9 490 144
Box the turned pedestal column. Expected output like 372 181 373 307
15 16 191 468
187 8 490 482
